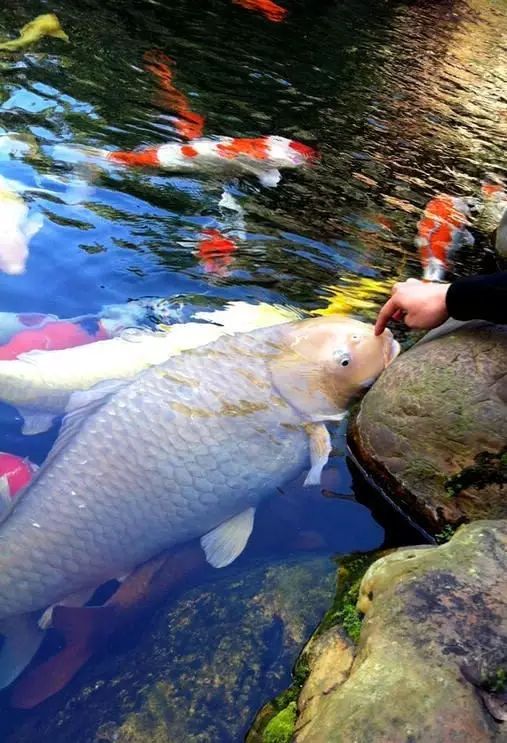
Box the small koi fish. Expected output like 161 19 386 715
197 228 238 275
101 135 317 188
0 318 109 361
232 0 288 22
0 13 68 52
143 51 205 140
415 194 474 282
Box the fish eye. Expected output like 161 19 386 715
335 351 351 367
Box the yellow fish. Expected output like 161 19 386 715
314 276 392 319
0 14 69 52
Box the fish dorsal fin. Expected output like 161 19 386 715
45 379 126 465
201 507 255 568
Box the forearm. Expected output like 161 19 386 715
446 272 507 324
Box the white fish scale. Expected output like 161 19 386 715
0 327 309 619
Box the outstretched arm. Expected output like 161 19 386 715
374 273 507 335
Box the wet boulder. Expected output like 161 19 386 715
293 520 507 742
349 321 507 534
250 521 507 743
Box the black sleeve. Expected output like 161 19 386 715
446 272 507 324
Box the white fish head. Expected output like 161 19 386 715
270 315 400 421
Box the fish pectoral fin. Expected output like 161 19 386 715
256 168 281 188
201 507 256 568
38 586 98 630
304 423 332 487
0 614 44 689
20 410 55 436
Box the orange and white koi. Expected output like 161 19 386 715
415 194 474 282
102 135 317 187
197 228 238 275
232 0 288 22
478 176 507 235
143 51 205 140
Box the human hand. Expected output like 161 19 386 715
374 279 450 336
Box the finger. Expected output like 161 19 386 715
374 296 400 336
392 309 405 322
390 282 402 295
406 277 420 285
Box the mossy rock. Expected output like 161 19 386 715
247 552 376 742
349 321 507 533
294 521 507 742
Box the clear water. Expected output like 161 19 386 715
0 0 506 738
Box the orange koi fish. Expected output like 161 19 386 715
415 194 474 281
232 0 288 22
143 51 205 140
197 228 238 275
103 135 317 187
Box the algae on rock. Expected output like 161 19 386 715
349 321 507 533
293 521 507 743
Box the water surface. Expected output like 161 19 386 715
0 0 506 738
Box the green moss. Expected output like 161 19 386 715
483 668 507 694
445 448 507 497
317 552 379 642
262 702 297 743
435 525 456 544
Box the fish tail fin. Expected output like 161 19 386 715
11 605 117 709
0 614 44 690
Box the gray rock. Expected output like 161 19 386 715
349 321 507 533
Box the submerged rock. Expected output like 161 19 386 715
251 521 507 743
349 321 507 534
6 556 334 743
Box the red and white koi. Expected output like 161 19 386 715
143 51 205 140
415 194 474 281
100 135 317 187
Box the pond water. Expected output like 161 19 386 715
0 0 506 739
